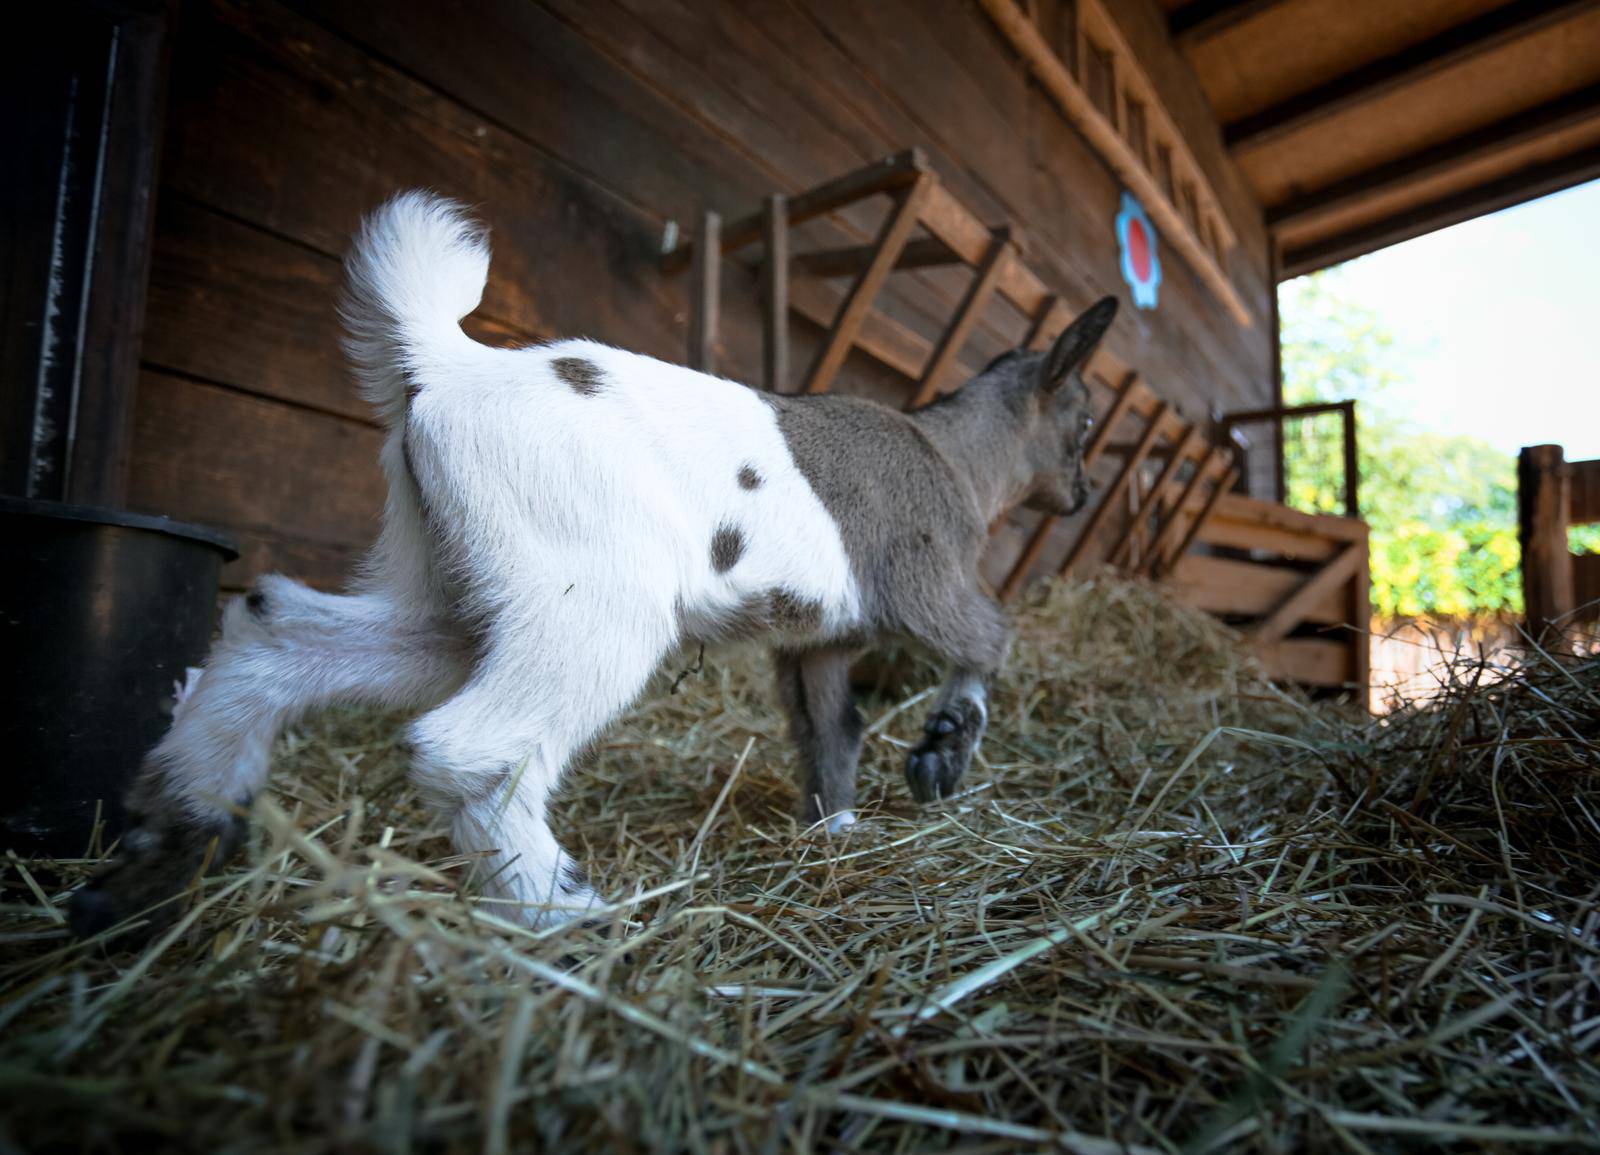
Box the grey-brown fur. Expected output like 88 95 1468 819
774 648 864 826
768 298 1116 822
553 356 604 396
710 525 744 573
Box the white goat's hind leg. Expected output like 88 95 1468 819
69 576 470 938
404 600 674 927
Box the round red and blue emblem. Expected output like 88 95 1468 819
1116 192 1161 310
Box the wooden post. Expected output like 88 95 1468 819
688 208 721 373
761 195 788 392
1519 444 1574 638
1341 400 1359 518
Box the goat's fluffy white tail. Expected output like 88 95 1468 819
341 191 490 425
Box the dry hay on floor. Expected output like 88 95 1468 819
2 577 1598 1153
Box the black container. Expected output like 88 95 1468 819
1 497 237 858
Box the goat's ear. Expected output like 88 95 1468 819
1041 297 1118 391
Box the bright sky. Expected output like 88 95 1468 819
1287 178 1600 461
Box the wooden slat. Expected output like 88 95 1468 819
660 147 929 272
1169 0 1290 45
1211 493 1369 541
1198 514 1342 562
1169 554 1346 624
793 236 960 279
909 229 1012 407
1224 0 1599 151
1022 295 1067 351
1158 462 1239 577
688 208 721 373
1059 403 1174 577
802 177 932 394
787 276 969 384
1249 541 1365 646
1257 639 1352 688
1574 552 1600 616
1519 444 1576 637
1140 446 1228 577
998 371 1143 598
1108 424 1201 568
762 195 788 392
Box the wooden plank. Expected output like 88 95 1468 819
978 0 1253 326
1249 541 1365 646
1212 493 1368 541
1107 424 1200 568
1169 554 1346 624
1198 514 1342 562
1169 0 1290 46
1573 552 1600 618
1519 444 1576 637
762 195 789 392
998 371 1144 598
1224 0 1600 151
788 276 972 384
125 370 384 589
802 177 932 394
1059 403 1174 576
1280 143 1600 279
910 230 1013 407
1265 83 1600 234
1257 638 1352 688
1022 295 1067 351
689 209 722 372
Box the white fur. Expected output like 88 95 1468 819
141 192 861 925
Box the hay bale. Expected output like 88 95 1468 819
3 576 1597 1152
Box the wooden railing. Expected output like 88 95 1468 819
1519 444 1600 636
1221 400 1359 518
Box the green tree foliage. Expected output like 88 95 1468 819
1278 273 1526 617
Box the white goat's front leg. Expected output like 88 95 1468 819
403 593 675 927
69 576 470 938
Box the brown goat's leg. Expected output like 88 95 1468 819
904 590 1009 803
773 647 864 832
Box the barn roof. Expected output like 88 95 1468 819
1164 0 1600 277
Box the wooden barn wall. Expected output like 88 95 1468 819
128 0 1273 591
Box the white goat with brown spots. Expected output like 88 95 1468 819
71 193 1115 937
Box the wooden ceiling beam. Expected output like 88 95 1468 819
1267 82 1600 233
1224 0 1600 152
1279 142 1600 278
1168 0 1289 46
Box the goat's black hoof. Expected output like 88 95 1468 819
906 707 979 802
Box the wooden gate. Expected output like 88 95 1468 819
1520 444 1600 637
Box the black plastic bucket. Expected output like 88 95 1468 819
0 497 237 858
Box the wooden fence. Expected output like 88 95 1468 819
1519 443 1600 636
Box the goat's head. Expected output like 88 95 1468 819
979 296 1118 517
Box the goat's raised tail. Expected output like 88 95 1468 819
340 191 491 426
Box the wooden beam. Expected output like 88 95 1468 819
801 178 932 394
1519 443 1576 638
1059 403 1173 577
688 208 720 373
1169 0 1288 46
1249 541 1365 646
793 236 960 279
909 229 1012 407
761 195 788 392
1022 295 1067 351
978 0 1253 326
1268 83 1600 234
998 371 1143 599
1571 457 1600 524
661 149 928 273
1279 143 1600 279
1225 0 1600 151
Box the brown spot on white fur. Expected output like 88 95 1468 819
737 464 762 490
552 357 603 396
710 524 744 573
